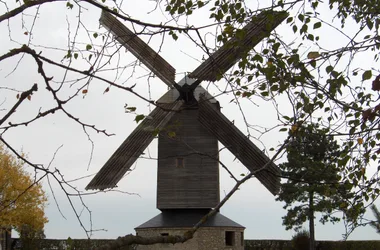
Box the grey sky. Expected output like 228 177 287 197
1 0 379 242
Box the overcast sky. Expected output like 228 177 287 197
1 0 379 241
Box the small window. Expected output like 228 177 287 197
161 233 169 236
241 232 244 246
225 231 235 246
176 158 184 168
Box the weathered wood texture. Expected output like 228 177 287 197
197 96 280 195
157 108 220 209
189 11 288 82
100 10 176 87
86 101 183 190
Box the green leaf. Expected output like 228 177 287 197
135 114 145 123
73 53 78 59
298 14 304 22
127 107 136 112
313 22 322 29
310 60 316 68
93 33 98 39
178 6 185 14
86 44 92 51
66 2 74 9
168 131 176 138
326 65 334 73
362 70 372 81
292 25 298 33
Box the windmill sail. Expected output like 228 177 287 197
189 11 288 82
100 10 176 87
198 96 280 195
86 101 183 190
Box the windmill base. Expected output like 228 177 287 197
135 209 244 250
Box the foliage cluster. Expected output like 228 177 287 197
291 229 310 250
0 144 48 233
277 125 359 235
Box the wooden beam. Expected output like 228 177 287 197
86 101 183 190
189 11 288 82
198 96 280 195
100 10 176 87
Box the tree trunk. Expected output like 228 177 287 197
309 191 315 250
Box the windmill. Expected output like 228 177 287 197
87 9 287 250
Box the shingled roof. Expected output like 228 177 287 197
135 209 244 229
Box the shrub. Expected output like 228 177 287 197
291 230 310 250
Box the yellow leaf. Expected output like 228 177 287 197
0 144 48 232
361 167 366 175
357 138 363 145
291 124 298 133
168 131 176 138
307 51 320 59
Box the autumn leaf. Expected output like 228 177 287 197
82 89 88 94
361 167 366 175
0 145 48 232
362 109 372 122
307 51 320 59
291 124 298 133
16 93 20 99
27 95 31 101
372 75 380 91
357 138 363 145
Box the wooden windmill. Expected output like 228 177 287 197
86 9 287 249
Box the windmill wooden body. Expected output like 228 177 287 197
87 10 287 250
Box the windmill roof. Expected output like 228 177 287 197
157 85 217 104
135 209 244 229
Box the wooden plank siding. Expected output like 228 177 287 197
189 11 288 82
157 108 220 209
86 101 183 190
100 10 176 87
197 96 280 195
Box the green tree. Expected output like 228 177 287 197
369 204 380 234
276 124 357 250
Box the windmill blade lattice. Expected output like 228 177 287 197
100 10 176 87
198 95 280 195
189 11 288 82
86 101 183 190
